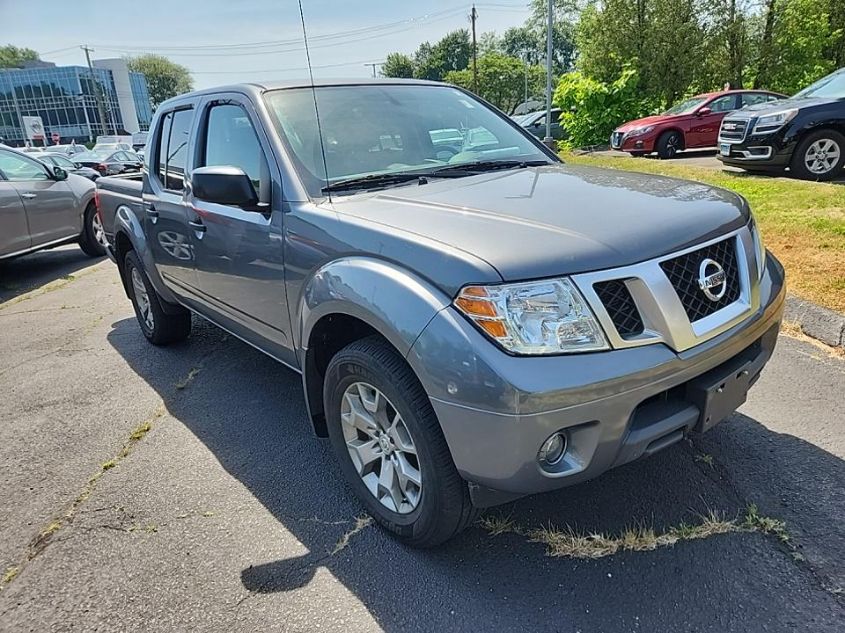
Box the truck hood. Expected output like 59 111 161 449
730 96 839 117
330 164 748 281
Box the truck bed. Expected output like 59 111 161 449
97 173 143 238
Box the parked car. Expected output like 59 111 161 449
0 146 104 260
717 67 845 180
519 108 565 140
49 143 88 157
97 79 784 547
38 152 101 181
612 90 785 158
73 149 142 176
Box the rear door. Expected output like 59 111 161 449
187 95 292 358
687 94 738 147
0 170 30 257
145 106 200 292
0 148 78 247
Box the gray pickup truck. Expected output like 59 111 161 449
97 79 785 547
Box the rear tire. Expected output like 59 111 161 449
790 130 845 181
324 336 477 547
78 203 106 257
656 130 682 159
124 251 191 345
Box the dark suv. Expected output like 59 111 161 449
717 67 845 180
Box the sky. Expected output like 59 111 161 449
1 0 533 89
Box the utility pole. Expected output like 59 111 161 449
364 62 382 78
470 5 478 94
543 0 554 149
81 45 110 137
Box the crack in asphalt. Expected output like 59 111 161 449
0 403 167 594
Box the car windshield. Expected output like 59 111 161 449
264 84 549 196
794 69 845 99
663 96 709 115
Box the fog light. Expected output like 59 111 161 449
538 432 567 465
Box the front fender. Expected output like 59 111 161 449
298 257 452 360
114 205 180 306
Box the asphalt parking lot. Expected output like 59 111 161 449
1 247 843 632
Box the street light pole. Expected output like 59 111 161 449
543 0 554 149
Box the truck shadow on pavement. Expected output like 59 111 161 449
107 317 844 632
0 246 103 303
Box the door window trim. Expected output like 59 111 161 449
151 105 195 194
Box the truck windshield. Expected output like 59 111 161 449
793 69 845 100
264 84 550 196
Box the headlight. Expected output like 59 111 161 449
454 278 609 354
627 125 654 137
750 217 766 280
751 109 797 136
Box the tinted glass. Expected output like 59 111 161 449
0 150 50 181
156 112 173 185
165 109 193 190
201 103 268 197
264 84 548 197
663 96 708 115
741 93 770 107
708 95 736 112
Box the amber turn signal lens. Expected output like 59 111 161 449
477 319 508 339
454 296 498 318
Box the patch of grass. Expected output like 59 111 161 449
479 506 784 559
695 453 715 468
101 459 118 471
1 566 19 585
331 515 373 555
563 152 845 313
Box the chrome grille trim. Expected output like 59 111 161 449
573 226 761 353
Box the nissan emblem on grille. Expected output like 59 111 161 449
698 258 727 301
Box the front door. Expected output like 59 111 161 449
687 94 738 148
145 106 200 292
187 97 292 359
0 149 77 246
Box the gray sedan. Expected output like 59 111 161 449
38 152 101 182
0 146 104 260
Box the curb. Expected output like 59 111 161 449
784 295 845 348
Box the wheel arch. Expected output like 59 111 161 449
298 257 452 436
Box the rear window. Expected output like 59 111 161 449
155 108 194 191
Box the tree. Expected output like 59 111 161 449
414 30 472 81
0 45 39 68
501 20 576 72
445 52 546 113
126 54 193 109
382 53 415 78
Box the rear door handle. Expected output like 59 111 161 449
21 192 37 199
188 219 207 233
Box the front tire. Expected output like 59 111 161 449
629 151 646 158
656 130 682 159
78 203 106 257
790 130 845 181
124 250 191 345
324 336 477 547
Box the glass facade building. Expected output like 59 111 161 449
0 63 153 146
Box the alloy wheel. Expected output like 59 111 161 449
340 381 422 514
130 267 155 331
804 138 841 174
91 211 107 248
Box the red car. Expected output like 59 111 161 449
611 90 785 159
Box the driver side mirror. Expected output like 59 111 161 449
191 165 258 207
52 166 68 181
696 107 712 117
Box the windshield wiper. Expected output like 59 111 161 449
321 172 432 193
427 159 550 176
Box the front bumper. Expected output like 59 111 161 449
717 127 795 169
407 255 785 506
611 130 657 152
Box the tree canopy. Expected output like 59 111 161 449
126 54 193 109
0 45 39 68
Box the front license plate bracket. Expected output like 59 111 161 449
686 357 753 433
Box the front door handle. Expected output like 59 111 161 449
188 219 207 233
144 204 159 219
21 192 37 199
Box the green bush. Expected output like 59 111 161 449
553 68 655 148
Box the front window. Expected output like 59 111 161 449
264 84 549 197
663 96 708 116
0 150 50 181
794 68 845 100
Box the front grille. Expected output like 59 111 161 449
611 131 624 148
719 118 748 143
594 279 645 338
659 238 741 322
